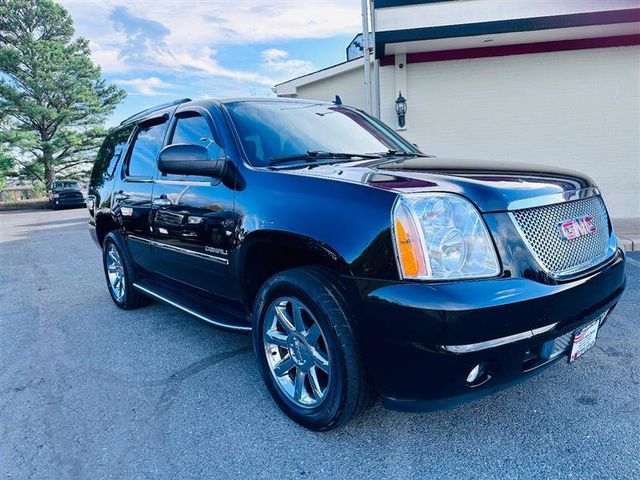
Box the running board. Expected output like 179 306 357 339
133 280 251 332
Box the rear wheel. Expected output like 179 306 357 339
253 266 370 430
102 231 149 309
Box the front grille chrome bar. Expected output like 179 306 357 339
507 187 600 211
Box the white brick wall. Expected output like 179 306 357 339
380 46 640 218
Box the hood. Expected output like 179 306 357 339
281 157 595 213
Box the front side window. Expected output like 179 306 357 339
127 120 168 178
226 101 419 167
160 112 224 182
170 112 224 159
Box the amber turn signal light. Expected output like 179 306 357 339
393 201 429 278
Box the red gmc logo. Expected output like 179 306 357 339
559 216 597 240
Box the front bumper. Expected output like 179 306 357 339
345 249 626 411
52 197 86 207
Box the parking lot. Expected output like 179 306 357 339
1 207 638 479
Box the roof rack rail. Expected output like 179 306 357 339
120 98 192 125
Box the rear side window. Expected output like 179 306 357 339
91 126 133 182
126 120 168 178
171 112 224 159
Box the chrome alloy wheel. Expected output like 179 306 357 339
106 243 126 302
263 297 331 408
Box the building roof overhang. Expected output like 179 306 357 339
374 0 640 59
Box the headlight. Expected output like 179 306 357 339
392 193 499 280
53 193 60 198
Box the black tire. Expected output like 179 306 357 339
51 202 58 210
253 266 371 431
102 231 149 310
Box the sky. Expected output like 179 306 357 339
59 0 362 126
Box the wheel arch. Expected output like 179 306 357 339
236 230 351 310
94 210 121 247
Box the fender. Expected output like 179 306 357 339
93 208 123 246
234 230 351 308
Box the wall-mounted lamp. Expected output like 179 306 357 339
395 91 407 128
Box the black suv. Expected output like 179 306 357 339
88 97 626 430
49 179 86 209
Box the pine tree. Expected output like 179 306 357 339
0 0 126 185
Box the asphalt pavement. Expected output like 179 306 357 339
1 208 638 479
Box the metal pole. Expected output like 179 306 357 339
361 0 371 114
370 0 380 118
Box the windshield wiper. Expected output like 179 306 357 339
377 149 427 158
268 150 381 166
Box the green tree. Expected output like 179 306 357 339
0 0 125 186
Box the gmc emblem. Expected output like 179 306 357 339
559 216 597 240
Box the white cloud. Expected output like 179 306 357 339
109 1 361 45
61 0 358 93
151 46 276 86
261 49 315 80
89 41 130 74
116 77 174 96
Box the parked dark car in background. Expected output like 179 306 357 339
87 97 626 430
49 179 86 210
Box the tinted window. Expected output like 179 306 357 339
171 113 224 159
226 101 419 167
91 126 133 183
53 181 81 189
127 121 168 177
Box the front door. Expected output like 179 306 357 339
149 107 238 300
114 115 169 273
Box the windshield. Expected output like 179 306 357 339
53 181 81 189
226 101 419 167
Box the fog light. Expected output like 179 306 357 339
466 362 487 385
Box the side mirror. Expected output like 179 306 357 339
157 144 225 178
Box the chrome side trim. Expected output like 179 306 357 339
132 283 251 332
124 177 154 183
155 241 229 264
127 235 229 265
507 187 600 211
128 234 152 244
441 323 558 353
155 179 212 186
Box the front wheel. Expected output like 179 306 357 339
253 266 371 430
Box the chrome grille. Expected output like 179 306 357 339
59 191 83 199
511 195 613 277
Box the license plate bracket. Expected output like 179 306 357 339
569 319 599 362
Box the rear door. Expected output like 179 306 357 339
114 115 169 272
149 106 238 300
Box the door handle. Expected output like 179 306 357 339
153 197 172 207
114 192 128 201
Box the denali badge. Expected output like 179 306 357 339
559 216 596 240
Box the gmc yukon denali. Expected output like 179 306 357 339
88 97 626 430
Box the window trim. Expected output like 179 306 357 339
173 105 224 149
158 106 226 185
109 125 136 179
122 113 170 182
